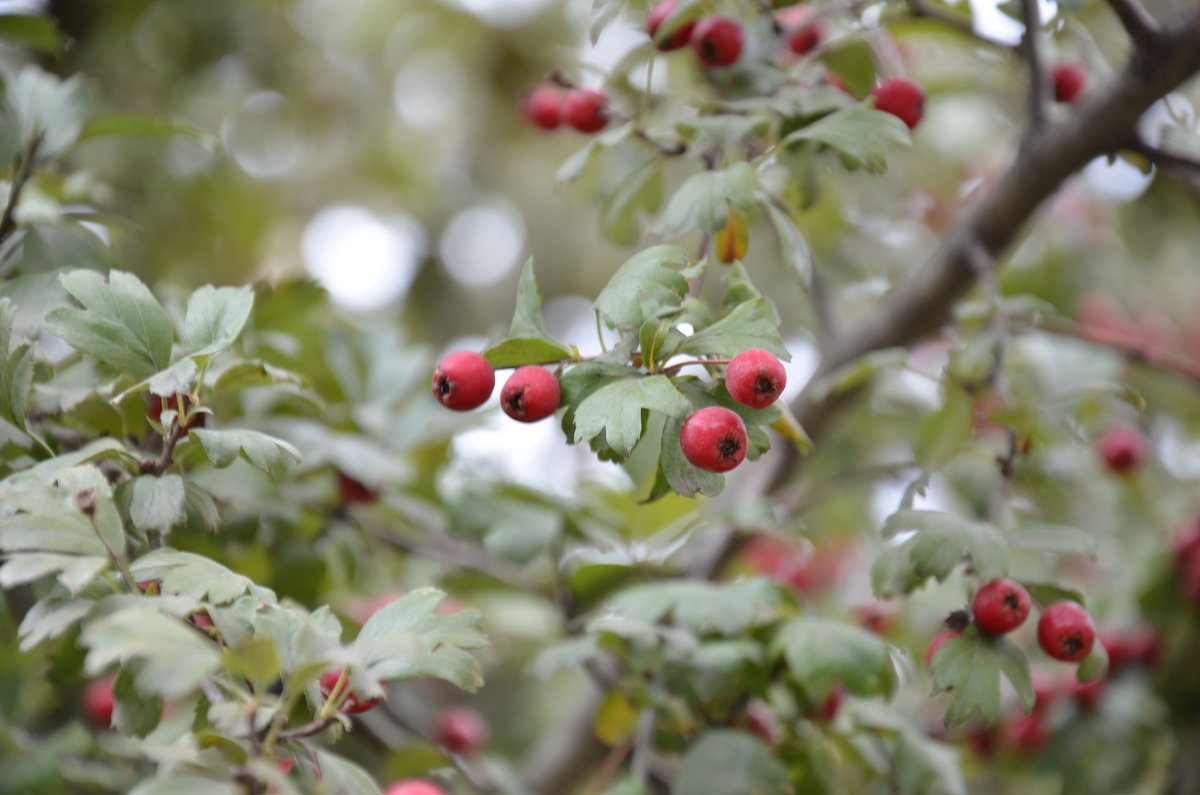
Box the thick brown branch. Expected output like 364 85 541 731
1104 0 1160 47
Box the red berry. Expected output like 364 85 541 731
870 78 925 129
777 6 823 55
432 706 489 755
432 351 495 411
500 366 561 423
521 85 563 130
319 669 382 714
679 406 747 472
84 676 116 728
743 700 782 745
810 685 844 722
647 0 696 51
852 602 898 635
1051 62 1087 104
725 349 787 409
383 782 449 795
1011 713 1049 753
337 471 380 505
190 611 214 629
690 16 744 67
1070 676 1106 710
278 759 296 775
1098 425 1146 473
147 393 206 435
561 89 609 133
971 579 1031 636
926 630 960 667
1037 602 1097 662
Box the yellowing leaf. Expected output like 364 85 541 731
594 689 639 745
713 204 749 264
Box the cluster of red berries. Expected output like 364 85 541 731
647 0 745 67
431 351 561 423
520 85 609 133
928 579 1098 664
1051 61 1087 104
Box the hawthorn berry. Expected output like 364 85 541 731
926 630 960 667
501 366 561 422
337 471 381 505
147 393 206 435
679 406 747 472
690 16 744 68
1052 62 1087 104
1098 425 1146 474
521 85 563 130
647 0 696 51
1037 602 1097 662
84 676 116 728
971 579 1031 636
432 351 495 411
777 6 823 56
383 782 448 795
561 88 609 133
432 706 489 755
725 348 787 409
319 668 382 714
870 78 925 130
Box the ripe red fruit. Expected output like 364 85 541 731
84 676 116 728
810 685 845 722
852 602 897 635
725 348 787 409
1070 676 1106 710
690 16 744 67
319 669 382 714
647 0 696 51
870 78 925 129
1011 712 1049 753
521 85 563 130
1037 602 1097 662
776 6 823 55
1098 425 1146 474
432 351 495 411
561 89 609 134
679 406 748 472
1051 62 1087 104
147 393 206 435
337 471 380 505
971 579 1031 636
926 630 960 667
500 366 561 422
383 782 448 795
432 706 489 755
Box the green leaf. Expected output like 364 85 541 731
223 635 283 694
0 14 65 54
573 375 691 456
483 338 572 369
0 552 107 593
594 245 693 330
44 270 174 379
128 775 237 795
356 588 488 692
782 106 911 174
0 298 34 433
1 437 139 484
656 163 757 238
113 664 164 737
211 359 304 392
127 475 186 536
313 751 383 795
671 730 788 795
930 635 1002 726
17 597 92 651
80 113 216 145
185 284 254 358
1006 524 1098 557
482 500 564 563
7 65 91 155
676 298 789 361
82 606 221 698
608 579 782 635
872 510 1008 596
894 730 966 795
762 198 812 288
130 549 277 605
1077 640 1109 683
188 428 302 477
659 414 725 498
639 319 681 370
994 637 1035 713
820 41 876 98
1021 581 1086 609
772 618 898 700
527 636 600 680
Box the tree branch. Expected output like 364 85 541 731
1017 0 1048 133
902 0 1014 49
1104 0 1160 48
0 134 41 245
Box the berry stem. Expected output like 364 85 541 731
661 358 732 376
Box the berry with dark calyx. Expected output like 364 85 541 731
521 85 563 130
971 579 1031 636
84 676 116 728
725 348 787 409
561 88 609 133
690 16 744 67
870 78 925 130
1052 62 1087 104
1037 602 1097 662
432 706 489 755
926 630 960 667
647 0 696 51
432 351 495 411
383 782 448 795
500 366 561 423
337 471 381 505
679 406 748 472
776 6 823 56
147 393 206 435
319 668 382 714
1098 425 1146 474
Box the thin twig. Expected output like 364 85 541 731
0 134 41 244
1128 140 1200 173
1018 0 1048 134
903 0 1014 49
276 714 341 741
358 520 533 592
1104 0 1160 47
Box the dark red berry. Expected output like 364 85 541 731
1037 602 1097 662
432 351 495 411
432 706 489 755
337 471 381 505
690 16 744 68
777 6 823 55
148 393 206 435
319 669 382 714
810 684 844 722
647 0 696 51
926 630 960 667
1051 62 1087 104
521 86 563 130
500 366 561 423
383 782 448 795
971 579 1031 636
84 676 115 728
561 89 609 133
1098 425 1145 473
725 348 787 409
679 406 747 472
870 78 925 129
